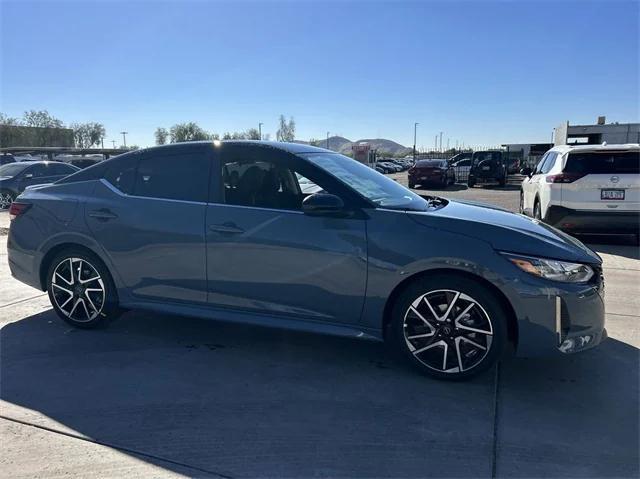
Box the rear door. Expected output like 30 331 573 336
205 144 368 325
561 149 640 212
85 145 211 304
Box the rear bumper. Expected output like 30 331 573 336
545 205 640 234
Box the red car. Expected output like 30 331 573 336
408 159 456 188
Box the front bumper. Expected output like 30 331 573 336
509 265 606 358
545 205 640 234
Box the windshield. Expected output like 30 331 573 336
302 152 428 211
0 162 29 177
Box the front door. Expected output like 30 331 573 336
205 144 368 325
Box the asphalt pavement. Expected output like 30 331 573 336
1 181 638 478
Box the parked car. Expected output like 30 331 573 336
1 153 16 166
377 161 399 173
0 161 79 209
520 143 640 236
451 158 471 183
8 141 606 380
468 151 508 187
408 159 456 188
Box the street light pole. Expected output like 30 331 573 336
413 122 419 161
120 131 128 148
259 122 263 140
326 131 330 149
111 140 116 148
439 131 443 152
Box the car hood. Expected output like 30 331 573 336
408 198 601 264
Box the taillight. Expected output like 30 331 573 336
9 202 32 220
546 173 585 183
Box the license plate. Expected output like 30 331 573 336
482 166 490 170
601 189 625 200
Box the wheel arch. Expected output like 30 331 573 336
39 242 114 294
382 268 518 350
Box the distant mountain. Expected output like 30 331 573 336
310 136 411 156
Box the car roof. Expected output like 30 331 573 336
550 143 640 154
141 140 332 156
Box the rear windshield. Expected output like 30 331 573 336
472 152 502 165
0 162 29 176
564 151 640 175
416 160 446 167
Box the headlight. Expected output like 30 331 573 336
501 253 594 283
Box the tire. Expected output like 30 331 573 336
498 177 506 187
408 181 415 189
533 200 542 220
0 190 15 209
467 178 475 188
519 191 525 214
46 248 121 329
387 274 508 380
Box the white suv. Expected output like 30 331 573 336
520 143 640 236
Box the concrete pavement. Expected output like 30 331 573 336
1 198 638 477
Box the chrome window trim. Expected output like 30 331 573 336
206 201 305 215
99 178 208 206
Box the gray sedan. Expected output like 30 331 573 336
7 141 605 380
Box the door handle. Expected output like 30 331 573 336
89 209 118 221
209 223 244 235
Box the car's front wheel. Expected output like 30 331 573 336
387 275 508 380
0 190 15 209
46 249 121 329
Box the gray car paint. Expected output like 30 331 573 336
7 141 606 358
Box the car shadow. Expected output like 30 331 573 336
584 236 640 260
1 309 638 477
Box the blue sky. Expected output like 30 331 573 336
1 0 638 148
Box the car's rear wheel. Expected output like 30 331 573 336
519 191 525 214
0 190 15 209
46 249 120 329
408 181 415 189
467 178 475 188
533 200 542 220
387 275 508 380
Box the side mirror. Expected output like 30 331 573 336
302 193 344 215
520 167 532 177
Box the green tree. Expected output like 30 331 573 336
71 122 106 148
154 127 168 145
245 128 261 140
169 122 210 142
22 110 64 128
276 115 295 142
0 113 22 126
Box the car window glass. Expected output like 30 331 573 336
222 158 306 210
564 151 640 174
104 157 138 194
534 153 548 174
50 163 76 175
133 152 209 202
540 152 556 174
27 165 47 177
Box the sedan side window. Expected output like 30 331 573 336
222 159 304 210
104 157 138 194
133 152 209 202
